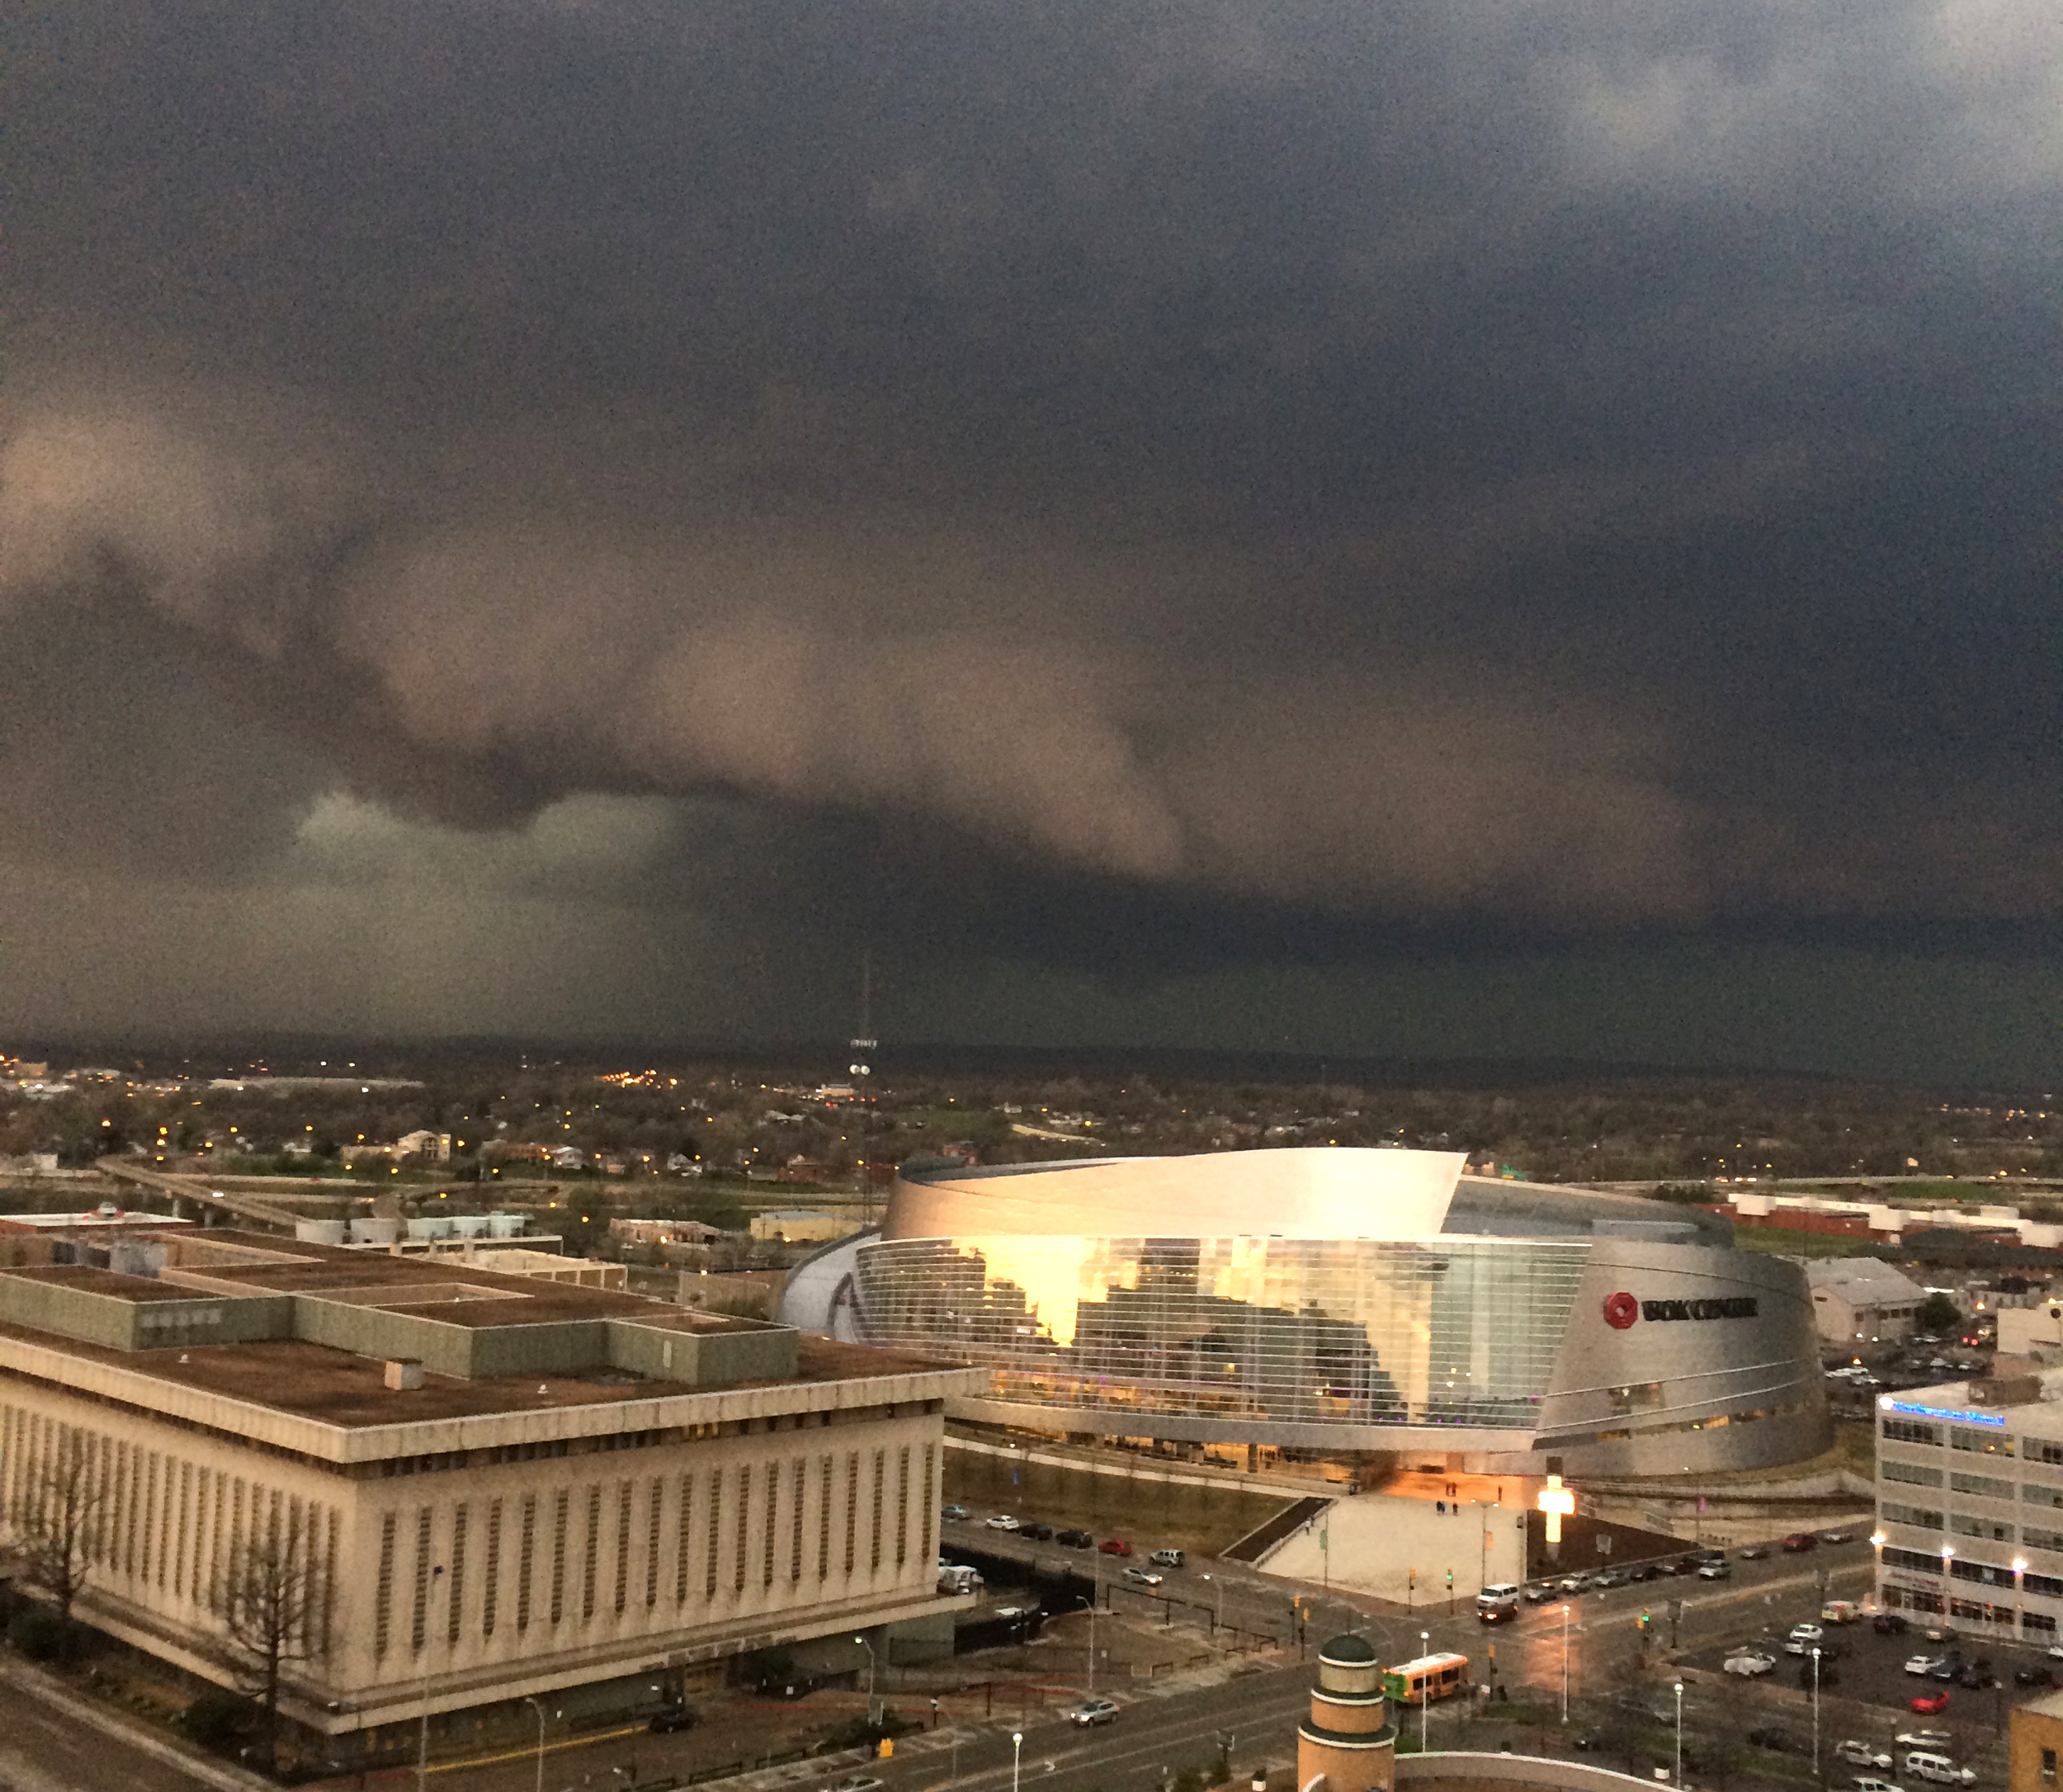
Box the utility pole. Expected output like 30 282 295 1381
1560 1603 1570 1724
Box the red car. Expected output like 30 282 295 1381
1782 1533 1818 1552
1099 1537 1133 1557
1910 1690 1952 1714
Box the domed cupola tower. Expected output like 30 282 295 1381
1295 1633 1396 1792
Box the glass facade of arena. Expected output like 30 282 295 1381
850 1236 1589 1431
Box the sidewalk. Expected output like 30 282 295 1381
0 1652 274 1792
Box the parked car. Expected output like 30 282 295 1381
1835 1741 1891 1769
1787 1623 1826 1654
1902 1753 1976 1785
1725 1652 1777 1676
1895 1731 1952 1752
1121 1566 1164 1587
1853 1779 1905 1792
649 1706 696 1733
941 1502 971 1521
1739 1544 1771 1560
1904 1655 1940 1676
985 1514 1022 1531
2017 1666 2055 1688
1822 1601 1862 1625
1098 1537 1133 1556
1874 1613 1910 1634
1150 1548 1186 1568
1954 1664 1995 1690
1020 1521 1054 1541
1822 1529 1856 1544
1909 1691 1951 1715
1055 1528 1093 1549
1782 1532 1820 1552
1523 1584 1554 1603
1067 1698 1121 1727
1697 1559 1732 1580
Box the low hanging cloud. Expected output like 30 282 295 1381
0 394 1718 927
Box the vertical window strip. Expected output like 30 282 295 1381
173 1462 191 1599
921 1445 936 1563
322 1506 339 1656
582 1484 602 1621
762 1463 779 1589
733 1465 750 1593
374 1512 397 1660
123 1442 139 1577
158 1453 175 1588
844 1453 858 1575
614 1480 632 1615
870 1449 885 1573
704 1470 721 1600
517 1496 536 1633
790 1456 805 1585
412 1506 433 1653
818 1454 833 1582
229 1480 247 1610
483 1500 503 1638
448 1505 469 1647
209 1472 227 1611
550 1490 569 1625
645 1477 662 1609
895 1445 909 1568
674 1474 693 1605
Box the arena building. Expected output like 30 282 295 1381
0 1228 976 1767
778 1148 1828 1478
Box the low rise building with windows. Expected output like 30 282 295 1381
1873 1369 2063 1643
0 1228 975 1768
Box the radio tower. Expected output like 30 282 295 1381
848 950 878 1224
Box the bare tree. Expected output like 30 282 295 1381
221 1502 326 1771
6 1425 106 1625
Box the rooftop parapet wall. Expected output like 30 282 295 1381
0 1267 290 1351
0 1265 802 1389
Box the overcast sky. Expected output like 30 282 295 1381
2 2 2057 1084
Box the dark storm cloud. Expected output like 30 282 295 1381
0 2 2057 1068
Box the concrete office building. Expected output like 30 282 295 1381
0 1229 975 1766
1874 1370 2063 1643
780 1149 1829 1478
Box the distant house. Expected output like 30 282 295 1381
549 1144 587 1172
395 1129 451 1162
778 1156 838 1184
281 1137 314 1158
1806 1257 1924 1343
664 1153 703 1176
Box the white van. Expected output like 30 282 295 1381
937 1563 984 1595
1476 1583 1520 1623
1902 1752 1976 1785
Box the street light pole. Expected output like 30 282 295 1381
1560 1603 1570 1724
854 1634 877 1725
1012 1729 1023 1792
522 1697 545 1792
1810 1648 1821 1780
1420 1630 1430 1754
1673 1682 1683 1789
416 1564 444 1792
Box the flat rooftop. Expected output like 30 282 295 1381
0 1318 954 1430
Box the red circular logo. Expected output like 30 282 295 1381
1603 1291 1640 1330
